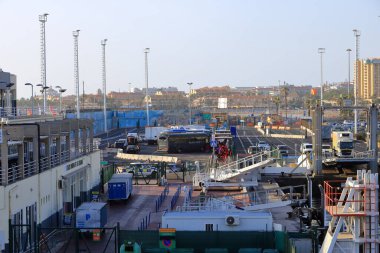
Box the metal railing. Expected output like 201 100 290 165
322 150 375 161
211 149 278 181
1 143 98 186
176 196 236 212
0 106 61 118
221 184 306 207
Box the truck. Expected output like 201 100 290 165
331 131 354 157
108 173 133 202
145 126 167 145
76 202 107 232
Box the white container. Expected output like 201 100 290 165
76 202 107 232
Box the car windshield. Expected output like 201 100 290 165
259 141 266 145
340 142 353 149
322 145 331 149
305 145 312 149
278 146 287 150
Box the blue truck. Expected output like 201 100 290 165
108 173 133 203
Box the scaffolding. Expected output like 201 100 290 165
320 170 379 253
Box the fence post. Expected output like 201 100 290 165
8 219 13 253
116 222 120 253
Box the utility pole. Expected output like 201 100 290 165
347 49 352 98
101 39 108 132
73 30 80 119
318 48 325 107
144 48 150 126
353 29 361 136
82 81 85 110
188 82 193 124
39 13 48 114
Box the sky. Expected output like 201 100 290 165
0 0 380 99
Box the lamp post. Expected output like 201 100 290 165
318 48 325 107
187 82 193 124
25 83 34 115
101 39 108 132
346 49 352 98
55 86 66 113
36 84 49 114
353 29 361 136
144 48 150 126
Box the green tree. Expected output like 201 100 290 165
281 85 289 119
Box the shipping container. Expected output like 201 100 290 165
75 202 107 232
108 173 133 202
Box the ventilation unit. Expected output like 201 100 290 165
225 215 240 226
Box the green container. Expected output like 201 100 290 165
262 249 279 253
238 248 262 253
205 248 229 253
143 248 166 253
171 248 194 253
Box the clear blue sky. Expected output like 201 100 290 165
1 0 379 98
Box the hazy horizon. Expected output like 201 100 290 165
1 0 379 99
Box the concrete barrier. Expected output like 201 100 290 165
301 125 313 135
268 134 306 139
117 153 178 163
257 127 266 136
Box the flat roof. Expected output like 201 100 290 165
163 210 272 218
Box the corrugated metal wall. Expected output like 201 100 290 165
66 110 164 135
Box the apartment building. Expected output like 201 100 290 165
355 58 380 100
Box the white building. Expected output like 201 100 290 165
0 118 100 252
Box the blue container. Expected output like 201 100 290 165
108 173 133 201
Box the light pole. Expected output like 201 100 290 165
101 39 108 132
346 49 352 98
73 29 80 119
36 84 49 114
353 29 361 136
25 83 34 115
55 86 66 113
318 48 325 107
39 13 48 114
187 82 193 124
144 48 150 126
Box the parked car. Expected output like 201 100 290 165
277 145 289 156
248 145 261 154
126 163 158 178
300 143 313 154
257 141 270 151
126 144 140 154
114 139 128 151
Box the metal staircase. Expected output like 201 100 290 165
320 170 379 253
209 150 277 181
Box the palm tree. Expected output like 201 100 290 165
304 97 311 116
272 96 280 115
281 85 289 119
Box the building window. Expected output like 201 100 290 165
205 224 213 232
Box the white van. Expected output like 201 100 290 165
300 143 313 154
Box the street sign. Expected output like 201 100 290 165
210 140 217 148
100 161 108 166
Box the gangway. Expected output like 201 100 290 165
320 170 379 253
209 150 277 181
